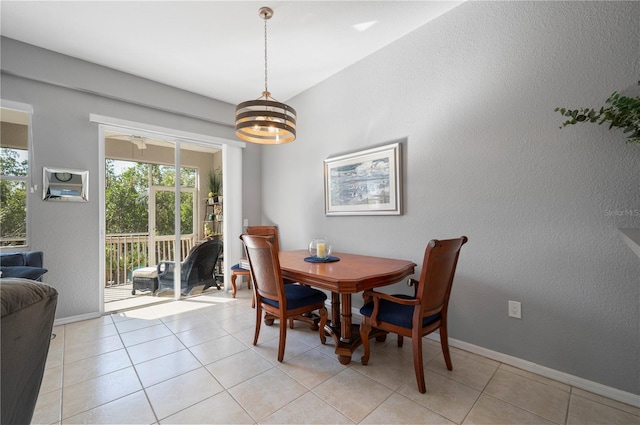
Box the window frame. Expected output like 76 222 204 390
1 100 34 250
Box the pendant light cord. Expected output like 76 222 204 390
263 13 269 97
234 6 297 144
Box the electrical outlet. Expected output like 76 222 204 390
243 218 249 227
508 300 522 319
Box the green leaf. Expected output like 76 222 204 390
555 81 640 144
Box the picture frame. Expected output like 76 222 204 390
324 142 401 216
43 167 89 202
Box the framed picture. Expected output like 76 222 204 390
324 142 401 216
42 167 89 202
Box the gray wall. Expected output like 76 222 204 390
1 38 245 319
261 2 640 395
241 142 263 228
2 0 638 398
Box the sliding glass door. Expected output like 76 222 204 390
103 130 222 311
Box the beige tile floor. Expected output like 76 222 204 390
34 287 640 425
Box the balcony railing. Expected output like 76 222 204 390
105 233 195 286
0 237 28 247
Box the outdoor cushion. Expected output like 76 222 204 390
131 266 157 278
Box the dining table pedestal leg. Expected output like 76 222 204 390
323 293 342 348
323 292 387 365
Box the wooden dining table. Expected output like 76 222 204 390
278 250 416 364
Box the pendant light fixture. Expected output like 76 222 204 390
235 6 297 144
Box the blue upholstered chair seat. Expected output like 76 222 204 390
262 284 327 310
360 294 440 329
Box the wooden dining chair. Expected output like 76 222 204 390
241 234 328 362
231 226 282 298
359 236 468 393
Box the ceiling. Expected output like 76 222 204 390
1 1 463 105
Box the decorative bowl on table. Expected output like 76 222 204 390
308 238 332 260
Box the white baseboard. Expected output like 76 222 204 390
425 333 640 408
349 306 639 408
54 311 101 326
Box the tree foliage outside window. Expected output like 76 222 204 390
106 160 149 234
105 160 198 277
105 160 196 236
150 164 195 236
0 148 28 246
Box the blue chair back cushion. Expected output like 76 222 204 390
262 284 327 310
360 294 440 329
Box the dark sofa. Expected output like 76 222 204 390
0 251 47 281
1 277 58 425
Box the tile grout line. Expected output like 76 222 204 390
114 316 162 425
44 293 639 425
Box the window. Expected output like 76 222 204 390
0 106 31 247
105 160 197 236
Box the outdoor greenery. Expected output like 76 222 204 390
105 243 149 280
555 81 640 144
106 160 149 234
105 160 196 235
105 160 198 277
0 148 28 245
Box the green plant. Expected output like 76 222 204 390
208 168 222 196
555 81 640 144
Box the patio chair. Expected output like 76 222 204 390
157 237 223 295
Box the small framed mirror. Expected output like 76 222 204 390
43 167 89 202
